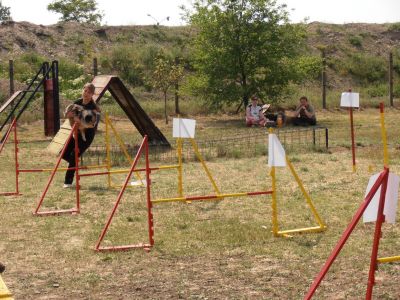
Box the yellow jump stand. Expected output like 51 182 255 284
376 103 399 264
0 275 13 300
152 136 221 203
105 114 147 188
104 114 181 189
269 128 326 237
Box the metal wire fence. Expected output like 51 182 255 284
83 126 329 166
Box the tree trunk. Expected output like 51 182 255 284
175 82 180 114
164 92 168 124
243 94 249 108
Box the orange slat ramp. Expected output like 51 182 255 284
91 76 170 147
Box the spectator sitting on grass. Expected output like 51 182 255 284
293 96 316 126
246 95 267 127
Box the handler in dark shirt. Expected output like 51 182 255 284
62 83 100 187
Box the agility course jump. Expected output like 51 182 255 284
305 103 399 299
94 119 326 252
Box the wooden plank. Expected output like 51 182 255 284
46 119 71 155
0 91 22 113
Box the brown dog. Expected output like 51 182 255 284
64 104 97 141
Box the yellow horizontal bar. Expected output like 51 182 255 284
157 165 179 170
276 226 327 236
108 169 130 174
152 192 272 204
378 256 400 263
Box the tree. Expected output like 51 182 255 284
47 0 103 25
186 0 306 108
0 1 11 22
152 55 184 124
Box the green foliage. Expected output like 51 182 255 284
12 52 46 83
57 58 91 100
344 53 386 84
348 35 363 47
186 0 306 108
366 84 387 98
47 0 103 25
0 0 11 22
289 55 322 83
388 22 400 31
107 45 145 86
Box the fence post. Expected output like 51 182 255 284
9 60 14 96
93 57 98 77
322 50 327 109
389 52 393 107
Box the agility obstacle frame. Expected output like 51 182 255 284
0 118 19 196
270 157 327 237
33 123 81 216
95 136 154 251
94 126 329 252
305 167 389 300
376 102 400 264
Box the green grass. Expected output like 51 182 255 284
1 109 400 298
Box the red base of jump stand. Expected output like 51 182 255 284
95 244 152 252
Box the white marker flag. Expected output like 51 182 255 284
363 172 400 224
173 118 196 138
340 92 360 108
268 134 286 167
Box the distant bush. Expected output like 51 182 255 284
394 84 400 98
106 45 145 86
345 53 386 84
348 35 363 47
366 84 387 97
388 23 400 31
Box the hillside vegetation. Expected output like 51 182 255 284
0 20 399 113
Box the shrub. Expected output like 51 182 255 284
348 35 363 47
345 53 386 84
366 84 387 97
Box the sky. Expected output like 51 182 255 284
2 0 400 26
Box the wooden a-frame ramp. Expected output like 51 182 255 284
92 75 170 146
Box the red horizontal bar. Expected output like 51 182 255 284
0 192 20 196
33 208 79 217
247 191 273 196
95 244 152 252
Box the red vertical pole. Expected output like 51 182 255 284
145 136 155 246
366 168 389 299
13 119 19 194
304 168 388 300
74 126 80 213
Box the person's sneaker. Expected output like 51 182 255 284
63 183 73 188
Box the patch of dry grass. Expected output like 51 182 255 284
1 109 400 299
